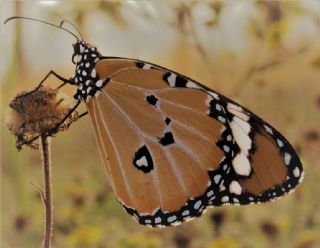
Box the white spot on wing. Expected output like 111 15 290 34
143 63 152 69
223 164 228 171
209 91 220 100
227 103 249 121
216 104 222 111
228 103 242 112
167 73 177 87
230 117 252 155
221 196 229 202
167 215 177 223
293 167 300 177
182 210 190 216
223 145 230 153
218 116 226 123
214 174 221 184
186 81 200 89
264 125 273 134
96 80 104 87
277 139 284 147
155 217 161 224
232 152 251 176
232 116 250 134
136 156 148 167
207 190 214 197
229 181 242 195
284 152 291 166
194 200 202 210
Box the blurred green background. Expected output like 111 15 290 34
1 1 320 247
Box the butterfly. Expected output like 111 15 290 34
6 17 304 228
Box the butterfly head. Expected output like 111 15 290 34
72 41 101 65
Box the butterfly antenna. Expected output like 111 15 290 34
4 16 80 41
60 20 83 41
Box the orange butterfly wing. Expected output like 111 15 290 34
86 58 303 227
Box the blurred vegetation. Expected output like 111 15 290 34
1 1 320 247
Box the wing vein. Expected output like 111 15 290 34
102 90 190 200
110 79 211 119
100 92 162 208
94 99 137 205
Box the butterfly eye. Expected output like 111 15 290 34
71 53 77 64
73 42 81 53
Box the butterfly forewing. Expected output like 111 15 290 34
86 57 303 227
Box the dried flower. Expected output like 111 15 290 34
6 86 78 150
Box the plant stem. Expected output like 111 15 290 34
40 135 52 248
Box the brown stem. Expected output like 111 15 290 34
40 135 53 248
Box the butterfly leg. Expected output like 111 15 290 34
62 111 88 130
78 111 88 119
44 100 82 136
17 70 73 100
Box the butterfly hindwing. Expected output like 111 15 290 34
86 57 303 227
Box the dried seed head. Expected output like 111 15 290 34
6 86 78 150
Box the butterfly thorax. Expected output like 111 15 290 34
72 41 106 102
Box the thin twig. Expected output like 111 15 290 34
40 135 53 248
30 181 46 205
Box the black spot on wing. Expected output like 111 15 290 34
136 62 144 68
158 132 175 146
165 117 171 125
175 76 188 87
146 95 158 106
133 145 153 173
